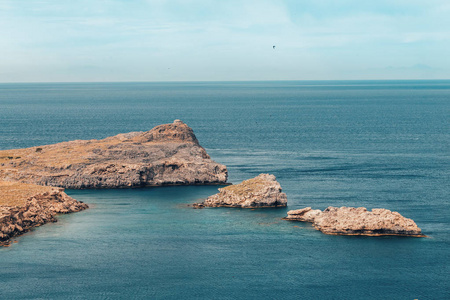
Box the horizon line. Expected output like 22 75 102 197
1 78 450 84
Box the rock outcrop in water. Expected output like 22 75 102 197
194 173 287 208
0 120 227 189
284 207 322 222
0 181 88 246
284 206 424 237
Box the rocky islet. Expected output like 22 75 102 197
194 173 287 208
284 206 424 237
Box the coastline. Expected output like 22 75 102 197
0 81 446 299
0 181 88 246
0 120 228 189
0 120 228 245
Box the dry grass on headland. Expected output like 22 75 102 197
0 181 54 207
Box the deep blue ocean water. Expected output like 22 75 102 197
0 81 449 299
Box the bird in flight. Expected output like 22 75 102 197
273 45 276 49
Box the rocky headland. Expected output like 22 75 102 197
0 181 88 246
284 206 424 237
0 120 227 189
194 173 287 208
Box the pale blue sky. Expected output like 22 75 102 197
0 0 449 82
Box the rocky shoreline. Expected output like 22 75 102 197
0 120 227 189
0 120 426 245
0 182 88 246
194 174 287 208
0 120 228 246
284 206 425 237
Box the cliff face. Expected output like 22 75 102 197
0 181 88 246
0 120 227 189
195 174 287 208
284 206 424 237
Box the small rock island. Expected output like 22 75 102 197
0 181 88 246
0 120 228 189
194 173 287 208
284 206 424 237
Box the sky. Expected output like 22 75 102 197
0 0 449 82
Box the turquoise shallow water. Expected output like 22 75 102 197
0 81 449 299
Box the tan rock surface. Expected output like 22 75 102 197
0 181 88 246
283 207 322 222
195 173 287 208
0 120 227 188
284 206 424 237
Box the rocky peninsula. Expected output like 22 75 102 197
0 181 88 246
284 206 424 237
194 173 287 208
0 120 227 189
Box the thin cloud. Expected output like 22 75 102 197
0 0 449 82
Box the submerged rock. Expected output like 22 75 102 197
0 181 88 246
197 173 287 208
284 206 424 237
0 120 227 189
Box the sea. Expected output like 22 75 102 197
0 80 448 299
